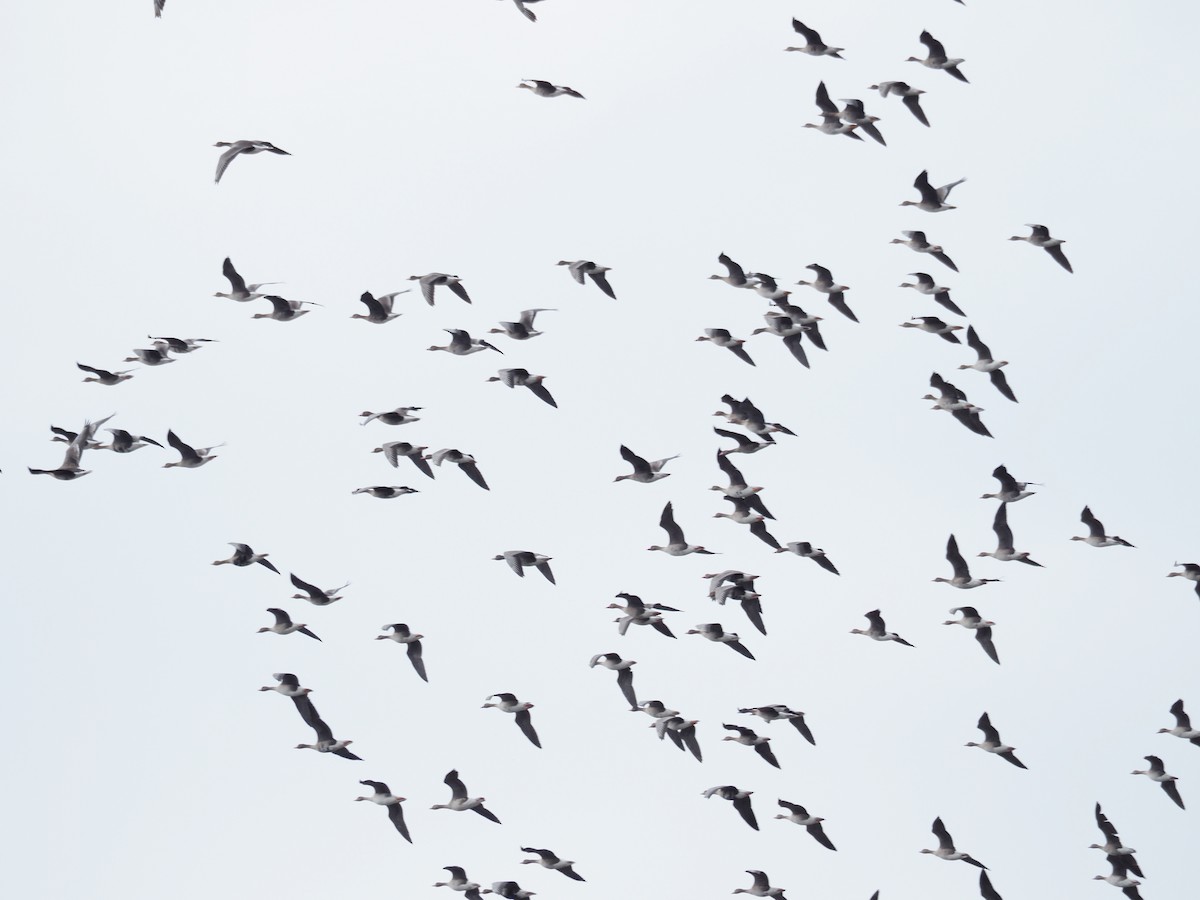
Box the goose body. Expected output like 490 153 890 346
486 368 557 408
589 653 639 709
733 870 787 898
943 606 998 664
1072 506 1134 548
902 169 965 212
1009 224 1073 272
520 847 584 881
907 31 968 82
99 428 162 454
851 609 914 646
981 465 1036 502
373 442 434 478
722 724 780 768
213 542 280 574
1132 755 1184 808
408 272 472 305
966 712 1027 768
795 263 857 322
360 407 422 427
648 501 715 555
921 817 987 868
775 800 836 850
702 785 759 830
558 260 615 297
482 693 541 748
257 608 321 641
776 542 839 575
979 504 1042 567
215 257 279 302
518 79 585 99
615 444 678 483
352 485 418 499
868 81 929 126
432 770 501 822
289 573 349 606
354 781 411 842
77 363 134 385
1157 699 1200 744
785 19 843 57
377 624 428 682
1167 564 1200 599
213 140 291 184
351 290 407 323
428 329 502 356
251 295 319 321
737 705 815 744
900 272 965 317
163 430 221 468
900 316 963 343
696 328 756 366
686 623 755 660
428 448 489 490
493 551 555 584
891 231 957 270
709 253 758 288
934 534 1001 588
489 308 554 340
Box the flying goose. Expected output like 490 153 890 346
837 98 885 145
124 346 175 366
714 428 773 458
289 573 349 606
251 295 319 321
648 501 715 555
749 313 811 368
1093 857 1144 900
520 847 584 881
868 81 929 126
1132 755 1184 808
489 308 555 340
493 551 555 584
851 609 914 646
373 442 434 478
804 82 862 139
704 569 759 599
715 395 796 439
686 623 755 659
352 485 418 499
557 260 615 298
351 291 408 324
658 719 703 759
434 866 485 899
518 79 585 99
259 673 319 728
711 452 772 517
482 694 541 748
921 817 987 867
427 448 489 490
163 430 221 468
1157 699 1200 744
258 608 320 641
635 700 679 719
908 31 968 82
979 504 1042 567
98 428 162 454
1009 225 1073 272
738 706 815 744
733 870 786 898
615 445 678 483
935 534 1001 588
902 170 965 212
943 607 999 664
1090 803 1145 877
1167 564 1200 599
776 542 839 575
899 316 963 343
28 435 93 480
589 653 638 709
483 882 535 899
360 408 422 427
77 363 134 385
213 542 280 574
148 336 216 355
296 714 361 760
486 368 557 408
213 140 291 184
608 592 678 639
891 231 957 270
795 264 858 322
775 800 835 849
376 624 428 682
981 465 1036 502
215 257 279 302
696 328 756 366
428 329 503 356
702 785 759 830
900 272 965 317
924 373 992 437
713 497 782 550
967 712 1027 768
408 273 472 305
354 781 410 842
721 725 780 769
1072 507 1134 548
709 253 758 288
785 19 844 57
957 327 1017 402
432 770 501 822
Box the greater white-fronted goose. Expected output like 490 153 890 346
1009 225 1072 272
258 608 320 641
966 712 1026 768
354 781 411 842
377 624 428 682
213 140 291 184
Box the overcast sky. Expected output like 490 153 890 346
4 2 1198 899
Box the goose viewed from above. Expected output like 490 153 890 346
1073 506 1135 548
259 673 319 728
709 252 758 288
776 542 840 575
124 346 175 366
696 328 756 366
749 313 810 368
557 260 615 298
354 780 410 843
899 315 963 343
251 295 320 321
212 542 280 574
702 785 759 830
868 81 929 126
1090 803 1145 878
488 308 554 341
685 623 755 660
891 231 958 270
352 485 418 499
711 452 773 518
1132 755 1184 808
943 607 999 665
851 609 914 647
486 368 557 408
408 272 472 306
935 534 1001 589
902 170 965 212
215 257 279 302
213 140 291 184
795 263 858 322
427 448 489 490
518 79 585 99
493 551 555 584
296 714 361 760
98 428 162 454
257 608 321 641
520 847 584 881
428 329 503 356
979 503 1042 567
804 82 862 140
589 653 639 709
147 336 216 355
966 712 1027 768
163 429 222 468
1167 563 1200 599
721 724 780 769
714 496 783 550
738 705 815 745
608 591 678 638
503 0 544 23
377 624 428 682
77 363 135 386
360 407 422 427
373 441 434 478
432 770 501 822
837 97 885 145
899 272 965 317
648 501 715 555
350 290 408 324
615 444 678 483
289 572 349 606
908 31 969 82
1009 224 1073 273
733 869 786 898
1093 857 1144 900
482 693 541 748
981 464 1037 502
784 19 844 58
958 326 1018 402
775 800 836 850
921 817 987 868
1157 699 1200 744
434 866 485 900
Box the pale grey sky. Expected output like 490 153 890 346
3 2 1198 899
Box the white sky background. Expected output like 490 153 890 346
3 0 1198 897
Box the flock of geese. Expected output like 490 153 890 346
28 4 1189 900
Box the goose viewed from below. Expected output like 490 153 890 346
1131 755 1184 808
486 368 557 408
488 308 554 341
851 609 914 647
148 336 216 355
373 442 434 479
354 780 410 842
1009 224 1073 273
589 653 639 709
376 624 428 682
738 705 815 745
749 313 810 368
215 257 279 302
907 31 969 82
124 346 174 366
902 170 965 212
981 464 1037 502
804 82 862 140
959 326 1017 402
608 592 678 638
702 785 759 830
482 693 541 748
635 700 679 720
432 770 501 822
427 448 489 490
921 817 987 868
979 503 1042 567
784 19 844 57
434 866 484 900
259 673 319 728
518 79 585 99
685 623 755 659
77 363 134 385
1072 506 1135 548
713 496 782 549
350 290 408 324
655 716 703 761
251 295 319 321
776 542 839 575
360 407 422 427
483 882 535 899
924 374 992 437
28 440 91 481
163 430 221 468
98 428 162 454
1167 563 1200 599
648 501 715 555
615 444 678 483
352 485 418 499
1157 699 1200 745
795 263 858 322
775 800 836 850
213 140 291 184
1090 803 1145 878
899 272 965 317
935 534 1001 589
716 396 796 440
408 272 472 305
696 328 756 366
709 252 758 288
1092 857 1144 900
733 869 787 898
721 724 780 769
943 607 999 665
966 712 1027 768
838 97 885 145
868 81 930 126
899 315 963 343
428 329 503 356
493 550 555 584
257 608 321 641
520 847 585 881
891 230 958 270
557 260 615 297
710 452 772 518
289 573 349 606
212 542 280 574
296 714 361 760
